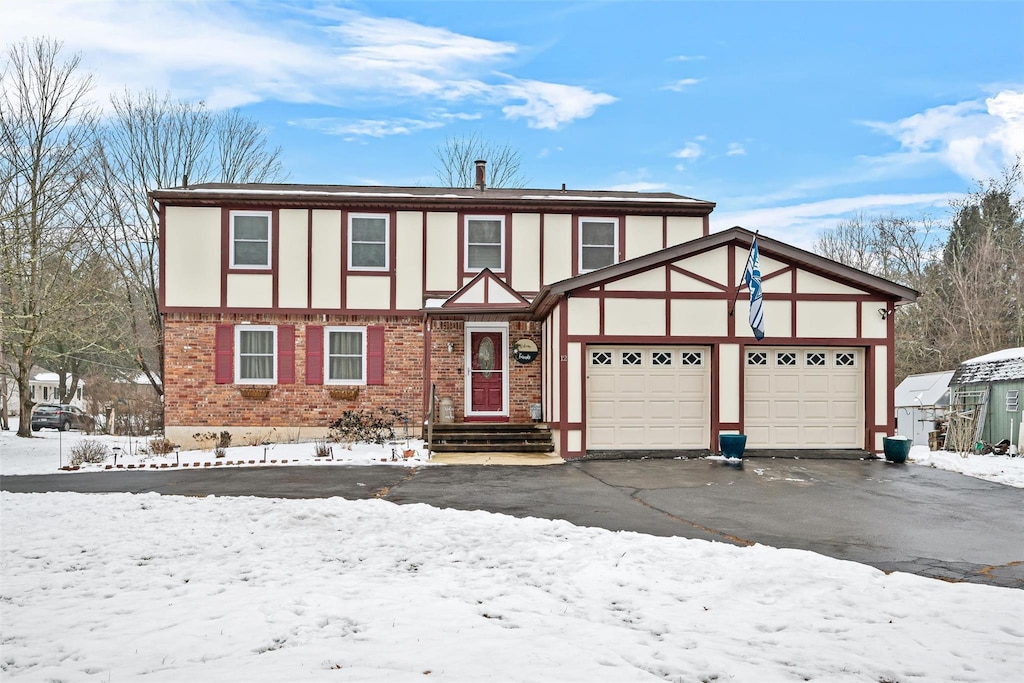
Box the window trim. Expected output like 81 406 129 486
464 215 506 273
347 213 389 272
579 217 619 273
234 325 277 385
229 210 273 270
324 326 367 386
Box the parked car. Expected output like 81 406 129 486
31 404 93 432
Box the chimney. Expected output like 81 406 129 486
474 159 487 191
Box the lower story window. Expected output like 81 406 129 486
327 327 366 384
236 327 276 384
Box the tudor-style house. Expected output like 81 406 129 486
152 161 917 458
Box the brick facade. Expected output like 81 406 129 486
164 313 544 446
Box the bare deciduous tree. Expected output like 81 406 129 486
434 132 527 188
0 37 98 437
91 90 286 397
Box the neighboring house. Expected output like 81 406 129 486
151 164 917 457
948 348 1024 452
1 366 88 416
894 371 953 448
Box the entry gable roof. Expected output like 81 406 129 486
437 269 531 310
532 226 919 317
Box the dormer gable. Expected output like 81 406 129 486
441 268 530 309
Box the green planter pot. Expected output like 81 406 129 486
719 434 747 459
882 437 911 463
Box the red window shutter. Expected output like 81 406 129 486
215 325 233 384
367 326 385 385
278 325 295 384
305 326 324 385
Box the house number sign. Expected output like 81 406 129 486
512 339 538 364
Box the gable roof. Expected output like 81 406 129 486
532 226 919 317
951 348 1024 385
438 269 530 310
894 371 954 408
150 183 714 216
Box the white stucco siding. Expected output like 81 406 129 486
395 211 424 310
665 216 703 246
226 274 273 308
761 271 793 293
669 269 722 293
736 299 792 339
670 299 728 336
310 210 341 309
425 212 458 292
675 249 728 288
346 275 391 310
568 298 600 335
568 342 582 422
624 216 663 260
511 213 541 293
861 301 888 339
164 206 220 307
796 301 857 338
605 268 666 291
543 213 572 285
796 270 864 295
718 344 740 423
874 345 888 428
278 209 308 309
604 299 665 336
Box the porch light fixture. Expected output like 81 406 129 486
447 342 455 353
877 308 893 320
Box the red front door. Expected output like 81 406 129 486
469 331 504 413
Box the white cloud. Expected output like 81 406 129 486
500 80 617 130
711 193 957 249
662 78 702 92
672 55 706 62
727 142 746 156
294 117 444 138
863 90 1024 182
1 1 615 129
672 141 703 160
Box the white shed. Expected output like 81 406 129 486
894 371 953 447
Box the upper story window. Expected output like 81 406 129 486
349 214 388 271
230 211 272 269
326 327 366 384
235 326 276 384
580 218 618 272
466 216 504 271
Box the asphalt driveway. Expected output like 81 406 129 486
3 458 1022 589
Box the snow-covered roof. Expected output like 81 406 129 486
894 371 954 408
951 348 1024 385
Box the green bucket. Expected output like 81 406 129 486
882 437 911 463
719 433 747 459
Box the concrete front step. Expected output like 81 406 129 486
429 422 554 453
431 442 554 454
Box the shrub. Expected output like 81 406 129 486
313 438 333 458
148 437 175 455
329 407 408 446
242 428 276 446
69 441 108 467
217 431 232 449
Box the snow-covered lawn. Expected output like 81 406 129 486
2 491 1022 682
908 445 1024 487
0 421 431 476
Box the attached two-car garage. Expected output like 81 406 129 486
585 345 864 452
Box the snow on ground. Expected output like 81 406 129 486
908 445 1024 487
2 491 1022 682
5 422 1023 488
0 420 430 476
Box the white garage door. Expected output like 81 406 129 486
745 348 864 448
587 346 710 450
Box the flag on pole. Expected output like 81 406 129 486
743 238 765 340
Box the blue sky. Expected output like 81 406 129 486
6 1 1023 247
